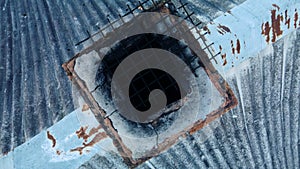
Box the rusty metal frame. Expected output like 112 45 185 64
62 1 237 167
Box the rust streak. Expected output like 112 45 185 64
47 131 56 148
294 9 298 28
261 5 294 43
83 132 107 147
236 39 241 54
230 40 235 54
76 126 89 142
285 10 291 29
76 125 103 142
221 53 226 59
217 24 231 34
222 59 227 66
272 4 280 11
203 26 211 34
264 22 271 43
271 9 283 42
70 147 84 155
261 23 265 35
217 30 224 35
88 125 102 137
56 150 61 155
70 132 107 155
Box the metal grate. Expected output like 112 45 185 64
62 0 237 167
90 1 220 117
75 0 220 64
97 33 190 114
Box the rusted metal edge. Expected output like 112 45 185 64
63 62 136 166
62 50 237 168
133 26 238 160
61 2 238 168
62 37 237 169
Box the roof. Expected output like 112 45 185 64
0 0 154 154
0 0 245 155
1 0 300 169
78 27 300 169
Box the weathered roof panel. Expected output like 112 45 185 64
0 0 245 155
0 0 154 155
79 28 300 169
1 0 300 169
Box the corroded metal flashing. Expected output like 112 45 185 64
62 1 237 167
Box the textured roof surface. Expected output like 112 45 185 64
0 0 245 155
2 0 300 169
77 28 300 169
0 0 148 154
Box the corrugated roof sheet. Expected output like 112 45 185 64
79 28 300 169
0 0 152 154
6 1 300 169
0 0 246 155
